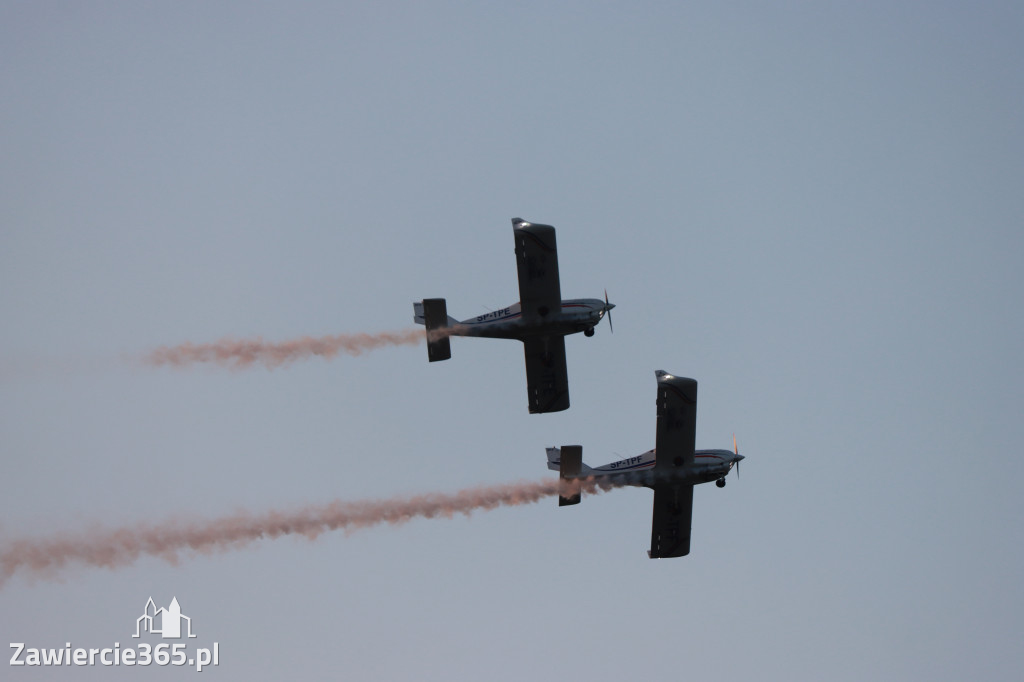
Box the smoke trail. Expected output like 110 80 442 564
0 477 624 587
144 328 423 369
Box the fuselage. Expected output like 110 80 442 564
552 447 743 486
448 298 609 340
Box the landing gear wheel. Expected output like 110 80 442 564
584 328 595 337
716 478 726 488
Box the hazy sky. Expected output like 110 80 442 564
2 2 1022 680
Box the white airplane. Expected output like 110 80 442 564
413 218 614 414
546 370 744 558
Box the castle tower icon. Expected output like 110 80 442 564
134 597 196 639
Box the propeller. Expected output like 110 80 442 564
733 434 740 479
604 288 615 333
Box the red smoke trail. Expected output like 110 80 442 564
144 328 423 369
0 478 620 587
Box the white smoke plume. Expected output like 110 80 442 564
0 477 623 588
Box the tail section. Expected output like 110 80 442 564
558 445 583 507
414 300 460 326
415 298 454 362
546 447 561 471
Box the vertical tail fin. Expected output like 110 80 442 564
558 445 582 507
546 447 561 471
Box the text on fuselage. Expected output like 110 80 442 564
477 308 512 322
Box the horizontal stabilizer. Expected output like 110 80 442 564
421 298 452 362
559 445 582 507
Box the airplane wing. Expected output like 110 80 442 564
513 218 562 323
522 335 570 413
653 371 697 474
649 483 693 558
649 371 698 558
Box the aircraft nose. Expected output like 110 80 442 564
735 454 744 461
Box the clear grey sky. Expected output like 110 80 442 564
2 2 1022 679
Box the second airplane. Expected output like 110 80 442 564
414 218 614 414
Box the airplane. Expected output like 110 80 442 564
545 370 744 558
413 217 615 414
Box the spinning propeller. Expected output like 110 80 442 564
733 434 742 478
603 289 615 333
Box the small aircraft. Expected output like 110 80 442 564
546 370 744 558
413 218 614 414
